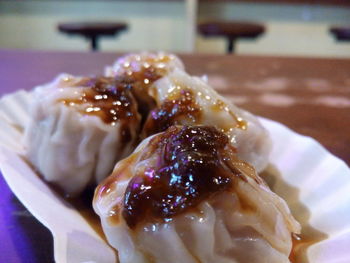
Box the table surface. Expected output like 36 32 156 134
0 50 349 262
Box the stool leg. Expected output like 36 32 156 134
91 35 99 51
227 38 236 54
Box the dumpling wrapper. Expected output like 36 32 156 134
24 74 141 196
142 69 272 172
94 125 300 263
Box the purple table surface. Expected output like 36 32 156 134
1 49 350 262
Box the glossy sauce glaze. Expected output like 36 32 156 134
142 88 201 136
122 125 244 229
62 55 177 124
113 54 177 120
210 99 247 131
142 85 247 139
60 76 138 126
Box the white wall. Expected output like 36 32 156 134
0 1 187 52
197 2 350 57
0 1 350 57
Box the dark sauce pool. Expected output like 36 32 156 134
68 187 106 240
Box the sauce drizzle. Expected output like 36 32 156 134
114 54 177 120
122 125 242 229
60 76 138 126
142 88 201 136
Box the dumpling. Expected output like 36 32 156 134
93 125 300 263
142 68 271 172
24 74 141 196
105 52 185 117
105 52 184 78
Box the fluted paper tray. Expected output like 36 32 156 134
0 90 349 263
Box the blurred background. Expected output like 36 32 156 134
0 0 350 57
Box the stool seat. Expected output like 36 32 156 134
330 26 350 41
58 22 128 51
198 21 265 53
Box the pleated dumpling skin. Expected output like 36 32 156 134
93 125 300 263
24 74 141 196
142 69 272 172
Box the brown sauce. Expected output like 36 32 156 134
142 89 248 139
211 99 247 130
122 125 244 229
60 76 138 126
142 89 202 136
260 165 328 263
68 187 106 241
64 188 120 261
22 159 114 254
96 153 138 198
114 54 174 121
94 152 136 227
61 55 176 127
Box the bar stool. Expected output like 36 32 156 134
330 26 350 41
198 21 265 53
58 22 128 51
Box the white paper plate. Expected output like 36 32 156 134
0 90 349 263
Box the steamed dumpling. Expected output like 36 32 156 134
24 74 141 196
142 69 271 172
94 125 300 263
105 52 184 78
